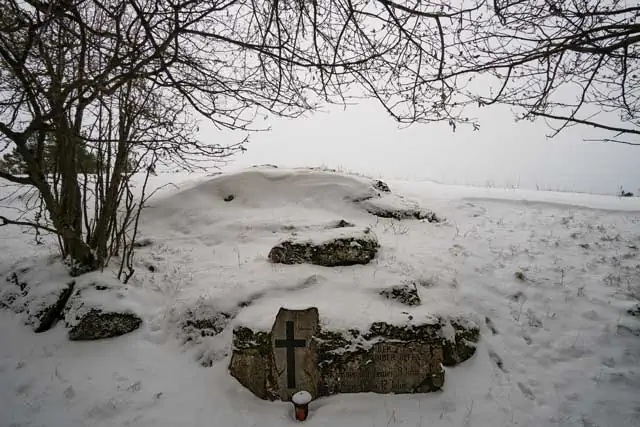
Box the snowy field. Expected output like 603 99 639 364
1 167 639 427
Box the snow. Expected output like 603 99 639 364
272 226 377 247
1 166 640 427
292 390 312 405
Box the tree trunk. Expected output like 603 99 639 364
55 121 96 272
90 139 129 265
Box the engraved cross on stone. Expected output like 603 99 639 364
275 321 306 388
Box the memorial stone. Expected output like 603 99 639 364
229 307 479 401
272 308 320 401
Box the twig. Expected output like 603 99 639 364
0 215 57 234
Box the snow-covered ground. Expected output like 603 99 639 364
1 167 639 427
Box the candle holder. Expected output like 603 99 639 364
291 390 312 421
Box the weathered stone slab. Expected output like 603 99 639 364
316 322 451 395
271 308 320 401
229 308 479 401
268 230 379 267
318 341 444 394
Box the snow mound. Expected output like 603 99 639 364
4 169 640 426
147 168 378 213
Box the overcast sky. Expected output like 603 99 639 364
200 99 640 196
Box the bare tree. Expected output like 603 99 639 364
0 0 253 271
369 0 639 143
0 0 470 272
1 0 638 274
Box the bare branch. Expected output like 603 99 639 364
0 171 33 186
0 215 57 234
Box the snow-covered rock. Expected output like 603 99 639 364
171 298 234 343
67 310 141 341
379 282 421 306
64 280 142 340
359 194 442 222
372 180 391 193
268 228 379 266
0 259 75 332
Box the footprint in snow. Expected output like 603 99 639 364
488 350 506 372
87 399 121 420
15 380 32 396
64 385 75 399
581 310 601 321
601 357 616 368
509 291 526 302
484 316 498 335
526 310 543 328
517 382 536 400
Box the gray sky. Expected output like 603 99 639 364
201 99 640 196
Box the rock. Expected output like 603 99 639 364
358 196 442 222
365 204 441 222
268 230 379 267
64 281 142 341
373 180 391 193
271 308 320 401
182 312 231 337
229 326 279 400
175 301 236 367
1 262 75 333
350 194 376 203
317 327 445 395
441 317 481 366
68 310 142 340
32 282 75 333
173 299 233 343
224 194 235 202
229 309 479 401
329 219 355 229
379 282 421 306
132 238 153 248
